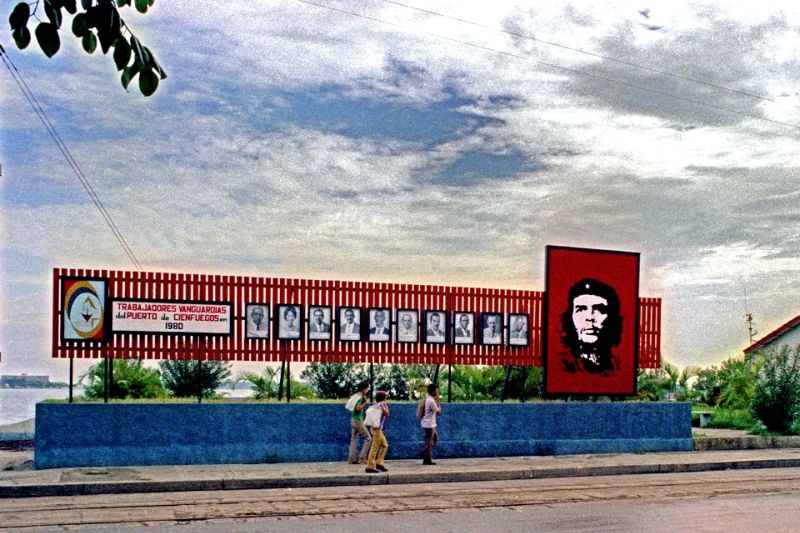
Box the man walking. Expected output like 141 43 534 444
347 381 371 464
420 383 441 465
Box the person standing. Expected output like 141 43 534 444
421 383 442 465
365 391 390 473
347 381 371 464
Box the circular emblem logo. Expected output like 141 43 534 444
64 281 104 339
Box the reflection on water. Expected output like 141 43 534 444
0 388 74 426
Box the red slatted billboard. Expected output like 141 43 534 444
53 268 661 368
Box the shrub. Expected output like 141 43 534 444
160 360 232 399
81 359 165 400
750 346 800 433
709 408 755 430
240 367 279 400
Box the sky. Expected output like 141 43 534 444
1 0 799 380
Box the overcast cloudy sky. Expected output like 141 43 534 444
1 0 799 378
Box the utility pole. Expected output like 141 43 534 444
745 313 757 344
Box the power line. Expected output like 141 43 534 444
296 0 800 132
379 0 779 106
0 43 143 270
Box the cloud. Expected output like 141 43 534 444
3 0 800 376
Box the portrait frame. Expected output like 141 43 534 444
452 311 475 345
395 308 419 343
306 305 332 341
480 312 503 346
367 307 392 343
543 245 640 397
60 276 108 342
423 310 447 345
507 313 529 347
245 303 270 340
337 306 363 342
276 303 302 341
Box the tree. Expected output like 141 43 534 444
239 367 279 400
81 359 164 399
717 358 756 410
300 362 368 399
692 365 721 406
160 359 231 399
750 346 800 433
8 0 166 96
636 368 672 401
373 364 410 400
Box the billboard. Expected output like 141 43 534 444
544 246 640 396
111 299 232 336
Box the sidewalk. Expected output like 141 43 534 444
3 431 800 499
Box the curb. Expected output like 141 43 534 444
693 436 800 451
4 456 800 498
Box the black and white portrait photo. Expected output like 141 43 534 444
396 309 419 343
277 304 301 340
338 306 362 341
368 307 391 342
245 303 270 339
424 310 447 344
481 312 503 345
508 313 529 346
453 312 474 344
307 305 332 341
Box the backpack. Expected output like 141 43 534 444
416 397 426 418
345 393 360 412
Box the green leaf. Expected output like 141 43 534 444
82 31 97 53
12 26 31 49
113 37 131 70
130 35 149 69
138 67 158 96
63 0 77 14
91 0 120 54
44 1 63 28
9 2 30 30
121 62 139 90
35 22 61 57
134 0 148 13
148 0 155 6
116 0 130 6
71 12 89 37
81 0 93 9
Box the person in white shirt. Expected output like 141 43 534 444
420 383 442 465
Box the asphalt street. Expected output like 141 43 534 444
4 467 800 531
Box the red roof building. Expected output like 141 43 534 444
744 314 800 356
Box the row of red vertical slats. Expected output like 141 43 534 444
53 268 661 368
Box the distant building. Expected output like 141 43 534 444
0 374 51 388
744 314 800 358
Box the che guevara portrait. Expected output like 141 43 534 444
544 246 639 396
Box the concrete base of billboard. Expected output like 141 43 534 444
35 402 692 469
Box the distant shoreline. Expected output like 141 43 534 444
0 384 69 389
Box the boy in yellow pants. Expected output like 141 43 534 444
364 390 390 473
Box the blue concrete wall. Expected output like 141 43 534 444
35 402 692 469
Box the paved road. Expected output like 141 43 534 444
4 468 800 531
